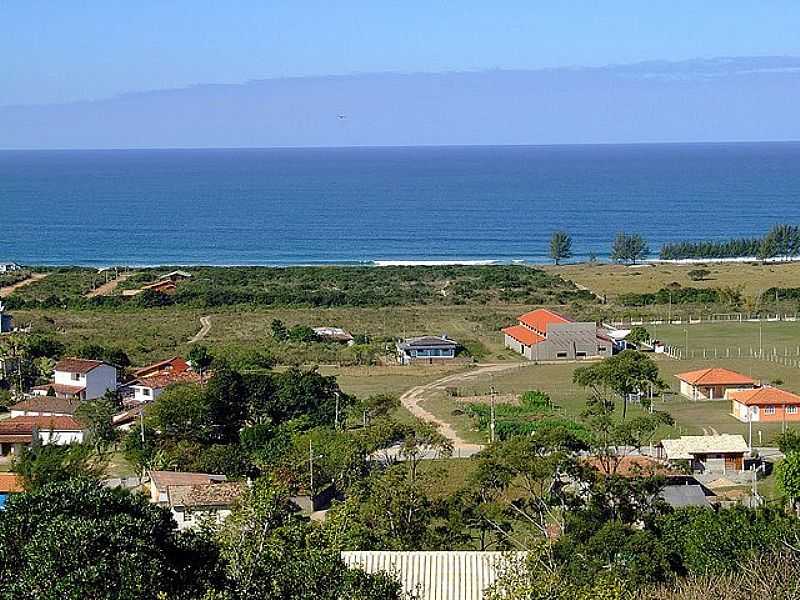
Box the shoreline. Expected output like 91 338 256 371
6 256 800 270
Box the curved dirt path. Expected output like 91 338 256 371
399 362 531 452
188 315 212 343
0 273 46 297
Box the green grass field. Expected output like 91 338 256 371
420 357 800 445
649 321 800 358
544 261 800 300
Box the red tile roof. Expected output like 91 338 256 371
149 471 226 491
54 358 106 374
502 325 545 346
675 368 755 386
0 415 83 433
0 473 23 493
134 356 190 378
134 370 201 390
517 309 572 334
11 396 82 415
729 386 800 406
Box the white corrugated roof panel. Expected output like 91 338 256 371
341 551 525 600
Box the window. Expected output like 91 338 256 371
142 388 151 397
765 405 776 415
598 346 608 353
556 352 568 358
576 351 587 358
788 406 798 414
71 372 80 381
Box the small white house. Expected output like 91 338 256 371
148 470 227 505
0 416 85 457
0 263 22 273
167 482 246 530
32 358 117 401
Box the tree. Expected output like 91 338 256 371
353 393 400 427
611 232 650 265
270 319 289 341
687 268 711 281
188 344 214 381
147 383 212 442
776 452 800 515
0 479 219 599
573 350 664 420
76 343 130 368
12 444 106 492
777 429 800 454
549 231 573 266
627 326 651 346
74 394 118 452
217 477 401 599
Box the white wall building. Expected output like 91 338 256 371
33 358 117 400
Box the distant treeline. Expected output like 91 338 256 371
660 224 800 260
2 265 596 310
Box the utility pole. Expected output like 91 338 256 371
140 409 145 443
489 383 497 444
759 321 763 358
309 439 315 496
684 328 688 359
334 392 340 430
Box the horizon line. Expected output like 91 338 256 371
1 139 800 152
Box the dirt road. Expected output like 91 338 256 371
85 272 132 297
188 316 212 343
0 273 46 297
398 362 531 452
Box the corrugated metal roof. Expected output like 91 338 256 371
341 551 524 600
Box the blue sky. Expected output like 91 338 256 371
3 1 800 105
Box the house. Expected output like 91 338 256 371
129 356 199 402
0 301 12 334
167 481 246 530
342 551 525 600
675 367 756 401
148 470 227 505
0 263 22 273
9 396 82 418
729 386 800 423
396 335 459 365
134 356 190 379
159 270 192 283
0 473 23 508
141 280 178 294
31 358 117 401
582 455 714 508
657 434 749 473
0 416 85 457
502 308 613 361
313 327 355 345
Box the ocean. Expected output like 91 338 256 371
2 143 800 267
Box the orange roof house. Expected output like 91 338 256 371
675 367 757 401
502 308 612 361
729 386 800 423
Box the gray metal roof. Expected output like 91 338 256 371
398 336 459 349
341 551 524 600
660 484 712 508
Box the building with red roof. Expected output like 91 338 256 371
675 367 757 401
729 386 800 423
129 356 200 402
0 415 85 458
502 308 612 361
31 357 117 401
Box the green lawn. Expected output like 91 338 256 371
420 357 800 445
649 321 800 359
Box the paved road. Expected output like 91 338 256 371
188 315 212 343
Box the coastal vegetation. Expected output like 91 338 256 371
611 232 650 264
659 223 800 261
549 231 573 265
